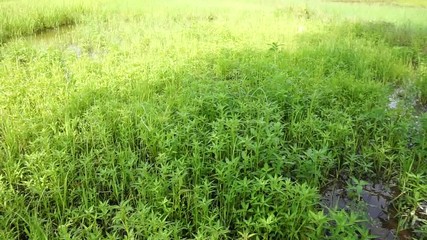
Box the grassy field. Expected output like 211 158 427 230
1 0 427 239
327 0 427 7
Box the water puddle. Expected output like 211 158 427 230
387 88 404 110
24 25 108 85
65 44 83 58
414 100 427 115
321 179 412 239
27 25 107 60
387 86 426 150
28 25 75 45
387 86 426 114
63 45 107 60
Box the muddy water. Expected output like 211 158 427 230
321 180 412 239
28 25 75 45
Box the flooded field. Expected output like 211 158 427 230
1 0 426 239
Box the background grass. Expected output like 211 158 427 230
0 0 97 44
1 0 426 239
328 0 427 7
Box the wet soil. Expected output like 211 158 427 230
321 179 412 239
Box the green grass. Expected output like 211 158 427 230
314 0 427 24
0 0 97 44
1 0 427 239
328 0 427 7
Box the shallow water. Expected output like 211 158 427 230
28 25 106 60
387 88 403 110
28 25 75 45
321 180 412 239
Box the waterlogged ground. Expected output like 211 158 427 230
1 0 427 239
322 179 406 239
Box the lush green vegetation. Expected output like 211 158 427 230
0 0 426 239
331 0 427 7
0 0 93 44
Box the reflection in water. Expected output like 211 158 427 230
28 25 75 45
321 180 412 239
